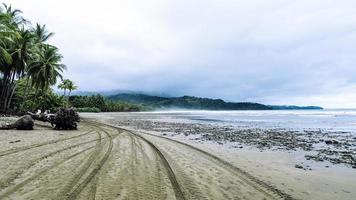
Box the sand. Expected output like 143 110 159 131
85 112 356 200
0 114 355 200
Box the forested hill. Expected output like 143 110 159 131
107 93 323 110
107 94 265 110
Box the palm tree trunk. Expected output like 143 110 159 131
6 83 17 109
3 72 16 110
33 87 39 101
23 76 30 101
0 74 10 107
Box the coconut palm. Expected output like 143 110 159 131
0 4 30 109
0 15 14 68
58 79 70 96
66 80 77 97
32 23 54 44
22 24 54 100
28 44 66 91
0 4 66 111
1 3 27 26
4 28 37 108
57 79 77 97
0 3 23 70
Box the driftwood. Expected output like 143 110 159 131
52 108 80 130
27 111 55 124
27 108 80 130
0 115 34 130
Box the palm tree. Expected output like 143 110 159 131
28 44 66 92
1 3 27 26
66 80 77 97
0 3 23 70
23 24 54 100
0 4 31 109
0 4 66 111
0 14 14 68
57 79 77 97
58 79 69 96
32 23 54 44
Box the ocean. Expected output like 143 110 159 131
138 109 356 133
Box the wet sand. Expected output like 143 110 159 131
1 116 292 200
85 112 356 200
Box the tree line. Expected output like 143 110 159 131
69 95 146 112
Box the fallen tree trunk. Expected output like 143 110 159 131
27 108 80 130
27 111 55 123
0 115 34 130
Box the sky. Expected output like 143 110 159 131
4 0 356 108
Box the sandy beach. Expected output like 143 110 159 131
1 1 356 199
84 112 356 200
0 112 355 200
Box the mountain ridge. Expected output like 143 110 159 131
107 93 323 110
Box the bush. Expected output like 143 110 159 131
76 107 101 112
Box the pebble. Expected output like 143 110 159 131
295 164 304 169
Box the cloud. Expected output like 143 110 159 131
4 0 356 108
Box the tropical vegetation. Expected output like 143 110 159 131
0 4 147 114
69 94 146 112
0 4 70 113
58 79 78 97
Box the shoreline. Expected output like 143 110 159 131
0 116 294 199
88 112 356 169
83 112 356 200
1 113 356 199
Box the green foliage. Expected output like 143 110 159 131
11 78 67 112
58 79 77 97
69 94 145 112
69 94 105 109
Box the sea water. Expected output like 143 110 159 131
137 109 356 134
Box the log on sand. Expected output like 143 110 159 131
0 115 34 130
0 108 80 130
27 108 80 130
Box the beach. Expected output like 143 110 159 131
1 1 355 199
85 111 356 200
0 111 355 199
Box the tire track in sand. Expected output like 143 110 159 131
131 135 167 200
101 122 295 200
0 137 101 190
62 124 115 200
140 130 296 200
0 146 94 199
0 130 95 157
96 122 186 200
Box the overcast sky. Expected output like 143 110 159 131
5 0 356 108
